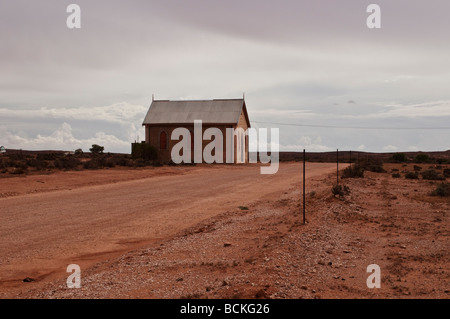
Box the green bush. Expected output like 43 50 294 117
415 153 430 163
430 182 450 197
90 144 104 155
392 153 407 163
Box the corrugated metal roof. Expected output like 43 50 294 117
142 99 246 125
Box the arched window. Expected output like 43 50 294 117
160 131 167 150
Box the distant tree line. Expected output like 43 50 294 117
0 144 162 176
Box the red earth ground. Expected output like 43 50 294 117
0 162 448 299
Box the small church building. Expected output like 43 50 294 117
142 97 251 163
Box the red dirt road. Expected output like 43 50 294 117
0 162 337 297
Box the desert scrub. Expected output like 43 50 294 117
413 165 422 171
421 169 445 181
332 184 350 197
10 167 27 175
443 168 450 178
392 173 401 178
415 153 430 163
430 182 450 197
54 155 81 170
405 171 419 179
392 152 408 163
359 157 385 173
341 165 364 178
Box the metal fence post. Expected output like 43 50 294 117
303 149 306 225
336 149 339 186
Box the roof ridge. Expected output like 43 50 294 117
152 98 244 102
143 98 249 126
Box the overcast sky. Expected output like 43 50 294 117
1 0 450 153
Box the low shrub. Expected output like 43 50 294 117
0 159 8 170
421 169 445 181
133 159 147 167
415 153 430 163
443 168 450 178
366 164 386 173
430 182 450 197
413 165 422 171
111 155 131 167
332 184 350 197
168 160 177 166
405 171 419 179
10 167 27 175
105 158 116 168
37 153 61 161
83 159 100 170
131 143 158 161
392 153 407 163
392 173 401 178
54 156 81 170
8 153 25 161
341 165 364 178
152 161 163 167
358 157 385 173
27 158 48 170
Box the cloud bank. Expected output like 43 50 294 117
1 1 449 153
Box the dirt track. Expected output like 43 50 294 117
1 162 448 299
0 162 337 297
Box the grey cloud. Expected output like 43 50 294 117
1 1 449 153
